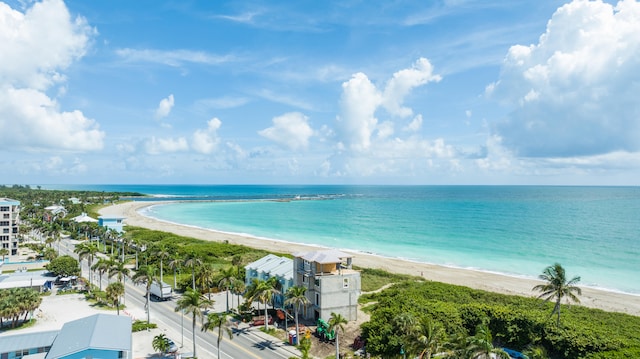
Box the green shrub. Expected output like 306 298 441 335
132 320 157 332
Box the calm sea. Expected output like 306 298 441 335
46 185 640 294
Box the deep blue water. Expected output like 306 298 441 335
44 185 640 294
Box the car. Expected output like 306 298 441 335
166 339 178 353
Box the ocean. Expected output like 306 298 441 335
46 185 640 295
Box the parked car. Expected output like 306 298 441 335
166 339 178 353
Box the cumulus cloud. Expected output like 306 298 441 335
336 58 440 152
144 136 189 154
192 118 222 154
155 94 175 119
0 0 103 152
259 112 314 151
488 0 640 157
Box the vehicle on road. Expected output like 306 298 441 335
150 281 173 300
167 339 178 353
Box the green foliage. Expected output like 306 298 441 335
132 320 157 332
358 266 421 293
360 280 640 359
45 255 80 277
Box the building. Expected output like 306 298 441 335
293 249 361 322
245 254 294 307
0 270 53 292
43 206 67 222
0 198 20 256
97 216 125 233
0 314 132 359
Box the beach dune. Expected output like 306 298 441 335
100 201 640 317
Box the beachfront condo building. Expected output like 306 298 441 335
293 249 361 322
98 215 126 233
0 198 20 256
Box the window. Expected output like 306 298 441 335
3 214 8 219
302 275 308 284
0 206 9 211
343 278 350 288
0 221 8 226
118 351 125 359
315 293 320 305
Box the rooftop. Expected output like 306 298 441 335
293 249 354 264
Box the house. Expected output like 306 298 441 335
245 254 294 307
43 206 67 222
97 216 125 233
0 314 132 359
70 213 98 224
0 270 53 292
0 198 20 256
293 249 361 322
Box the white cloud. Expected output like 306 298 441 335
259 112 314 151
155 94 174 119
403 114 423 132
488 0 640 157
336 72 382 152
116 48 235 67
0 0 103 152
382 58 442 117
144 136 189 155
192 118 222 154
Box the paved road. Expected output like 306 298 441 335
60 237 300 359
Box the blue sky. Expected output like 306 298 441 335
1 0 639 185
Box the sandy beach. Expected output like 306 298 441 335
100 201 640 317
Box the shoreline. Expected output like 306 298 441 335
99 201 640 316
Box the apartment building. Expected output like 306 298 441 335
293 249 361 322
0 198 20 256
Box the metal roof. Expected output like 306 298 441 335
45 314 132 358
0 330 58 354
245 254 293 280
0 270 52 290
293 249 354 264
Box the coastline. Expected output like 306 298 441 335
99 201 640 316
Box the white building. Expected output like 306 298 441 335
0 198 20 256
293 249 361 322
245 254 294 307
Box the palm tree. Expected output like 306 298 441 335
183 252 203 291
132 264 157 325
0 248 9 262
532 263 582 326
202 312 233 359
196 263 216 300
217 265 238 313
153 244 171 285
108 259 130 285
231 278 246 310
167 254 182 290
285 286 310 344
175 289 212 358
91 258 111 291
106 282 125 315
152 333 170 355
75 242 99 293
413 317 446 359
248 278 279 331
466 322 510 359
328 312 348 359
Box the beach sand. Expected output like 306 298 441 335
100 201 640 317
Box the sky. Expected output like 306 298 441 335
1 0 639 185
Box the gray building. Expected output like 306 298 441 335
0 198 20 256
293 249 361 322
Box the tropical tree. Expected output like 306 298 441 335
132 264 157 325
466 322 510 359
91 258 111 291
183 252 203 291
108 259 130 285
175 289 212 358
153 244 171 285
393 312 418 358
532 263 582 326
217 265 238 313
285 285 310 344
152 333 170 355
413 317 446 359
45 255 80 277
202 312 233 359
231 278 246 310
74 242 99 292
248 278 279 331
167 254 182 290
106 282 125 315
0 248 9 262
328 312 348 359
196 263 216 300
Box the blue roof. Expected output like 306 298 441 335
0 330 58 354
45 314 131 358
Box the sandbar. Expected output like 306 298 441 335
99 201 640 317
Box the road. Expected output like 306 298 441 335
60 237 300 359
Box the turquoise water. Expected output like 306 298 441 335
46 185 640 294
